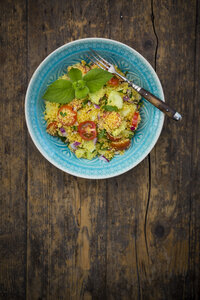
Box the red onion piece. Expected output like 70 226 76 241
94 104 100 109
87 109 92 112
60 128 67 136
99 155 109 162
130 126 135 131
97 112 100 120
123 95 130 101
70 141 81 150
88 101 91 106
93 137 97 145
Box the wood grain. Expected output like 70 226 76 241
142 0 200 299
0 0 199 299
0 0 27 299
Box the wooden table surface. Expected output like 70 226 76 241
1 0 200 299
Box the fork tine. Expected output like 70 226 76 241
89 51 108 69
86 55 106 70
89 48 111 67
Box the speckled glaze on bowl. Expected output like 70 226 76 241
25 38 164 179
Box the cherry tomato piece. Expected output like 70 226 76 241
78 121 97 141
110 139 131 150
107 132 122 141
132 112 139 128
108 77 119 86
58 105 77 126
46 121 58 136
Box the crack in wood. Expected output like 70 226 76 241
151 0 159 72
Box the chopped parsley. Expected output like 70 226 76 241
102 105 119 112
60 111 67 117
98 129 106 139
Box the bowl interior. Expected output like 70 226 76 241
26 38 164 179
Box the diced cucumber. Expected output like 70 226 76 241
75 149 85 158
107 91 123 109
89 88 105 104
111 121 127 136
83 140 96 152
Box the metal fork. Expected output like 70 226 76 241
88 48 182 121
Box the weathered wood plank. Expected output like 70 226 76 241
106 1 156 299
142 0 199 299
0 0 27 299
27 1 109 299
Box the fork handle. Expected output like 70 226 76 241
138 88 181 121
117 73 182 121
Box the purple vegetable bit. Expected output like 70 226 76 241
60 127 67 136
87 109 92 112
93 137 97 145
94 104 100 109
123 95 130 101
97 112 100 120
130 126 135 131
70 141 81 150
87 101 91 106
99 155 109 162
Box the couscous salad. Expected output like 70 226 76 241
43 61 142 161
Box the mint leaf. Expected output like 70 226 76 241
68 68 82 82
75 86 89 99
43 79 75 103
102 105 119 112
73 80 86 90
83 68 112 93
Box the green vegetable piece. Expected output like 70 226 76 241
75 86 89 99
43 79 75 104
98 129 106 139
83 68 113 93
72 125 78 131
82 99 89 107
57 135 67 142
68 68 82 82
102 105 119 112
60 111 67 117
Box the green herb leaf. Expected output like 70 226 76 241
82 98 89 107
75 86 89 99
98 129 106 139
43 79 75 103
68 68 82 82
60 111 67 117
129 133 134 139
72 125 78 131
102 105 119 112
57 135 67 142
83 69 113 93
73 80 86 90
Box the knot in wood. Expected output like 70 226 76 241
143 39 153 49
154 224 165 238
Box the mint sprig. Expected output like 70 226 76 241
43 67 112 103
43 79 75 104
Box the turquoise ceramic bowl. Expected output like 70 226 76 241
25 38 164 179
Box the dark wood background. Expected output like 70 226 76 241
0 0 200 299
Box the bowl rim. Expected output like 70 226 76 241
25 37 165 179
